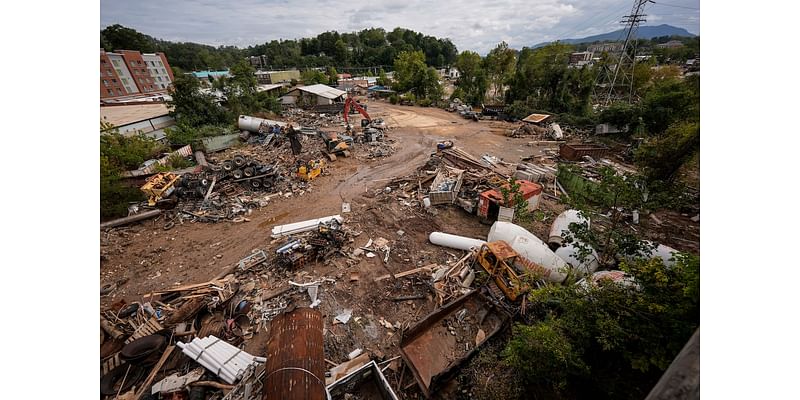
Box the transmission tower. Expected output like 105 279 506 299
595 0 653 107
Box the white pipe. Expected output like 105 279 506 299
489 222 569 283
183 341 239 383
187 339 245 381
190 341 247 379
200 336 258 374
179 342 238 383
198 337 254 373
429 232 486 251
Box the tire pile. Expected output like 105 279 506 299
176 155 284 200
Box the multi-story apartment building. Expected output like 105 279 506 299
100 49 174 99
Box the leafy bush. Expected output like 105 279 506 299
165 123 235 146
100 131 164 218
418 98 432 107
389 94 398 104
505 254 700 398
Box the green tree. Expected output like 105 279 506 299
453 51 487 105
640 75 699 134
301 69 329 85
560 165 663 266
506 43 595 115
484 41 517 100
377 68 389 86
327 66 339 86
220 60 260 116
505 253 699 398
100 126 165 218
393 50 441 101
635 121 700 182
167 74 230 127
499 176 531 223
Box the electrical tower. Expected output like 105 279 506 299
595 0 653 107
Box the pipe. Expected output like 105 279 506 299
100 209 161 230
200 336 261 372
429 232 486 251
488 221 569 283
182 341 239 383
186 338 251 381
188 340 247 379
178 342 238 384
197 337 255 373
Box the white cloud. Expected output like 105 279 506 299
101 0 699 54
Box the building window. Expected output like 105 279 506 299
157 76 162 81
121 78 128 84
117 88 123 94
158 61 163 66
130 61 135 66
101 59 106 64
112 79 117 83
103 80 108 86
125 86 132 92
162 69 166 74
116 68 123 75
107 89 113 95
112 60 119 67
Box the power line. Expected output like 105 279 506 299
651 1 700 11
595 0 653 106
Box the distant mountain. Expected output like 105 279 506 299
533 24 696 48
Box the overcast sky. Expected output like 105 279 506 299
100 0 699 54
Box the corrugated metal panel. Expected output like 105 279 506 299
264 308 325 400
202 133 241 153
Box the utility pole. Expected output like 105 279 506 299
595 0 653 107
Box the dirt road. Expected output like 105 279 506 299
100 102 540 308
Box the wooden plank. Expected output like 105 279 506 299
135 345 175 400
374 265 435 282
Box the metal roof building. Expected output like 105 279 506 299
281 84 347 107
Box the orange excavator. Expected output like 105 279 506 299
343 96 372 130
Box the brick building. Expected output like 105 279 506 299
100 49 175 99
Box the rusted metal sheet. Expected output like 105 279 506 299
559 142 611 161
264 308 325 400
485 241 519 261
399 291 508 398
202 133 241 153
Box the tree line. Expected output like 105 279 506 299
101 25 457 72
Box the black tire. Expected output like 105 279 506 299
232 169 243 179
100 364 146 395
163 221 175 230
195 187 206 197
243 167 255 177
120 335 166 363
222 160 234 171
250 179 261 189
233 156 246 167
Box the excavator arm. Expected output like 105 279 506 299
343 96 370 126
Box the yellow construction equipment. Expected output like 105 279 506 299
475 241 550 301
140 172 181 206
297 159 325 182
